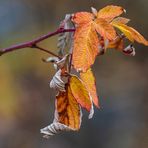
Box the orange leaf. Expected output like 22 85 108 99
72 12 93 25
56 86 81 129
112 22 134 42
97 5 125 21
94 18 117 40
112 23 148 46
69 75 92 111
128 27 148 46
72 22 99 72
112 17 130 24
107 35 124 50
80 68 99 108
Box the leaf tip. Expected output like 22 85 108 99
91 7 97 16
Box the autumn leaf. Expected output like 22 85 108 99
41 7 148 138
97 5 125 22
40 85 82 138
112 22 148 46
41 122 73 138
56 86 81 129
94 18 116 40
111 17 130 24
72 10 117 72
50 69 65 92
57 14 74 57
80 68 99 108
112 22 134 42
72 12 93 25
72 22 99 72
1 4 148 139
69 75 92 111
128 26 148 46
107 35 124 50
73 11 117 40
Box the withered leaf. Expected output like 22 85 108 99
56 87 81 129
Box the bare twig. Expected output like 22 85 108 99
68 53 73 73
33 45 61 59
0 28 75 56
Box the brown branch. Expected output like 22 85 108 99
0 28 75 56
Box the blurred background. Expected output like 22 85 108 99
0 0 148 148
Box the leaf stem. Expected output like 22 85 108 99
68 54 73 73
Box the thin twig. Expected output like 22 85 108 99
0 28 75 56
33 45 61 59
68 53 73 73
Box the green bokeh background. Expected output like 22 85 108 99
0 0 148 148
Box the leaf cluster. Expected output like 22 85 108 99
0 5 147 138
40 5 148 138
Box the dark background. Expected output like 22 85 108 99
0 0 148 148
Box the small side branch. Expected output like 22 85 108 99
0 28 75 56
33 45 61 59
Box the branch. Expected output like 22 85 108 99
0 28 75 56
34 45 61 59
